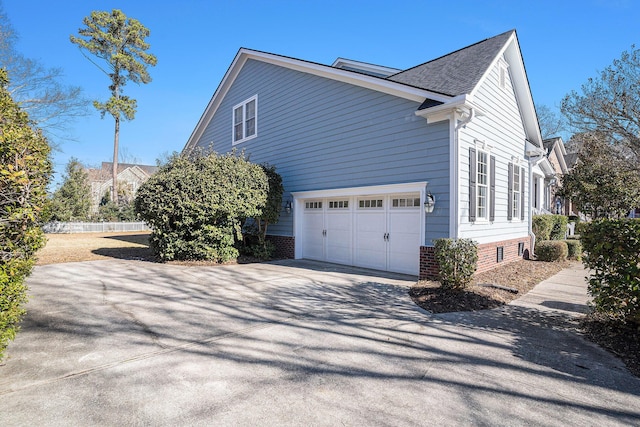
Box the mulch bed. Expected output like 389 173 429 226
581 314 640 377
409 259 570 313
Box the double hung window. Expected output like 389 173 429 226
233 95 257 144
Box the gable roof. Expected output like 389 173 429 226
184 30 543 153
388 30 514 96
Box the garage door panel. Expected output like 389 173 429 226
354 211 386 270
388 210 421 275
301 193 422 276
302 211 324 261
326 212 352 265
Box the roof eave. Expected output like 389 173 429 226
183 49 452 154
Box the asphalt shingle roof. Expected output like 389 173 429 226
387 30 515 97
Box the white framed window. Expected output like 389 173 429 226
328 200 349 209
232 95 257 144
512 165 520 219
476 149 489 220
391 197 420 208
305 201 323 210
358 198 383 209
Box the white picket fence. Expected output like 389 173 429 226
43 221 150 233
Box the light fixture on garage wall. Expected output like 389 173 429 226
284 200 292 214
424 193 435 213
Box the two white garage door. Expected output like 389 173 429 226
300 194 422 275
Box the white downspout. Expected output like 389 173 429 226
527 153 546 258
451 108 475 240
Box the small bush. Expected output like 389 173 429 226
535 240 568 262
564 239 582 260
433 238 478 290
550 215 569 240
581 219 640 323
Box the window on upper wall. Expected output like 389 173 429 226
469 146 495 223
232 95 257 144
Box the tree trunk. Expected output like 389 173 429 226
112 116 120 203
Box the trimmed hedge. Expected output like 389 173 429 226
532 215 554 240
433 238 478 290
550 215 568 240
581 219 640 323
564 239 582 261
533 214 568 241
535 240 568 262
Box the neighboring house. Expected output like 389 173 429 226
87 162 158 213
183 30 547 278
542 137 578 216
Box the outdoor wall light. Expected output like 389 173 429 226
424 193 435 213
284 200 292 214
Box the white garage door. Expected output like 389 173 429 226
300 193 421 275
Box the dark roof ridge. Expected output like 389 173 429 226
388 29 516 78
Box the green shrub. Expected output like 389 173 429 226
550 215 569 240
433 238 478 290
535 240 568 262
581 219 640 323
0 70 52 359
135 150 268 262
564 239 582 260
532 215 554 240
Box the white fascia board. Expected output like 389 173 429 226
526 140 545 157
292 181 428 199
537 157 556 177
414 94 487 123
183 49 451 154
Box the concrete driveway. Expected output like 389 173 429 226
1 259 639 426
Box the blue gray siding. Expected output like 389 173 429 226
193 59 450 239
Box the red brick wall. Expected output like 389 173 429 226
266 235 295 259
419 236 531 280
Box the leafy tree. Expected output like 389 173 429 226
536 104 566 139
49 158 92 221
557 132 640 219
70 9 157 202
0 3 88 142
135 151 268 262
561 45 640 163
0 69 52 359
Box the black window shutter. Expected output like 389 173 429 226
507 162 514 220
489 155 496 222
520 166 526 220
469 148 476 222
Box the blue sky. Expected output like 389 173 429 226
3 0 639 185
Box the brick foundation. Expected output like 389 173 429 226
266 235 295 259
419 236 531 280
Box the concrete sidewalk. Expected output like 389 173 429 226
511 261 591 315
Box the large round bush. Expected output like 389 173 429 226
135 151 268 262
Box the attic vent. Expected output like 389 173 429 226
498 59 509 90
